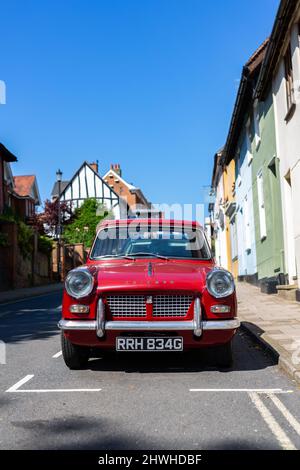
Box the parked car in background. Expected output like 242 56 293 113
59 219 239 369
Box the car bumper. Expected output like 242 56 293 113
59 297 239 348
58 318 240 332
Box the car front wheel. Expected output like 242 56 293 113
61 332 90 369
214 340 233 368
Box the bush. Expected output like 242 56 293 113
38 235 53 256
63 198 109 248
18 221 34 259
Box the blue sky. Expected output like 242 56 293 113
0 0 279 210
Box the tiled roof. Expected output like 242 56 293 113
13 175 35 197
246 38 269 74
51 180 69 197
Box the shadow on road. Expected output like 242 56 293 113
0 292 62 345
8 415 275 450
84 331 277 374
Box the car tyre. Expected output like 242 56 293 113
61 332 90 369
214 340 233 368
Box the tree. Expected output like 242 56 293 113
33 199 73 235
63 198 109 247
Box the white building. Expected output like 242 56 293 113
210 149 228 269
255 0 300 296
51 161 126 219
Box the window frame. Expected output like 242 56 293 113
257 170 267 241
284 43 295 113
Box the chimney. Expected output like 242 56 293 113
110 163 122 177
90 161 99 173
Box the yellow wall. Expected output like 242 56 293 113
223 160 238 278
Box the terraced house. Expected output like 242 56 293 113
210 0 300 297
210 0 300 300
255 0 300 300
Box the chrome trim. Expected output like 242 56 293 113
65 268 94 299
58 320 97 330
193 297 202 337
206 267 235 299
202 319 240 330
58 318 240 331
105 319 240 331
96 298 105 338
105 320 195 331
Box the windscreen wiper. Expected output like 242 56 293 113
94 254 133 260
124 252 169 260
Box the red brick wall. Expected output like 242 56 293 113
104 173 138 209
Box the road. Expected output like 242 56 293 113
1 291 300 450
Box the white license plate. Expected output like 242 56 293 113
116 336 183 351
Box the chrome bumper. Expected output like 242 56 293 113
58 318 240 333
58 298 239 336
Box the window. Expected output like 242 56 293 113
257 171 267 240
230 216 238 260
253 100 261 148
91 226 212 260
244 195 251 251
284 43 295 111
245 119 253 165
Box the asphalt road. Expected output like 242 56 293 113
1 292 300 450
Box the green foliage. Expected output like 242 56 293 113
38 235 53 256
63 198 109 248
18 221 34 259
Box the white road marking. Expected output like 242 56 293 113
52 351 62 358
268 393 300 436
9 388 102 393
6 374 34 392
249 392 296 450
5 374 101 393
189 388 293 393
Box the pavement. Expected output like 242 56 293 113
237 282 300 386
1 291 300 450
0 282 63 306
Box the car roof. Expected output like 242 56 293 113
98 218 203 230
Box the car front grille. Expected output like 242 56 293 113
107 295 147 317
152 295 193 317
106 294 193 318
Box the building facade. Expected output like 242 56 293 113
51 161 126 220
103 163 151 213
255 0 300 297
251 88 285 290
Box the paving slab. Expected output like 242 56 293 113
237 282 300 386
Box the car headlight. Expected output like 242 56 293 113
65 268 94 299
206 268 235 298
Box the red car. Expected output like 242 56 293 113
59 218 239 369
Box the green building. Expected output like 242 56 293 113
251 87 285 292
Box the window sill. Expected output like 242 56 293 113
284 102 296 122
255 138 261 151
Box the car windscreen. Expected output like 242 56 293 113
90 225 211 260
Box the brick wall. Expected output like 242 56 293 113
0 221 52 291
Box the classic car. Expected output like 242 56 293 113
58 218 239 369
